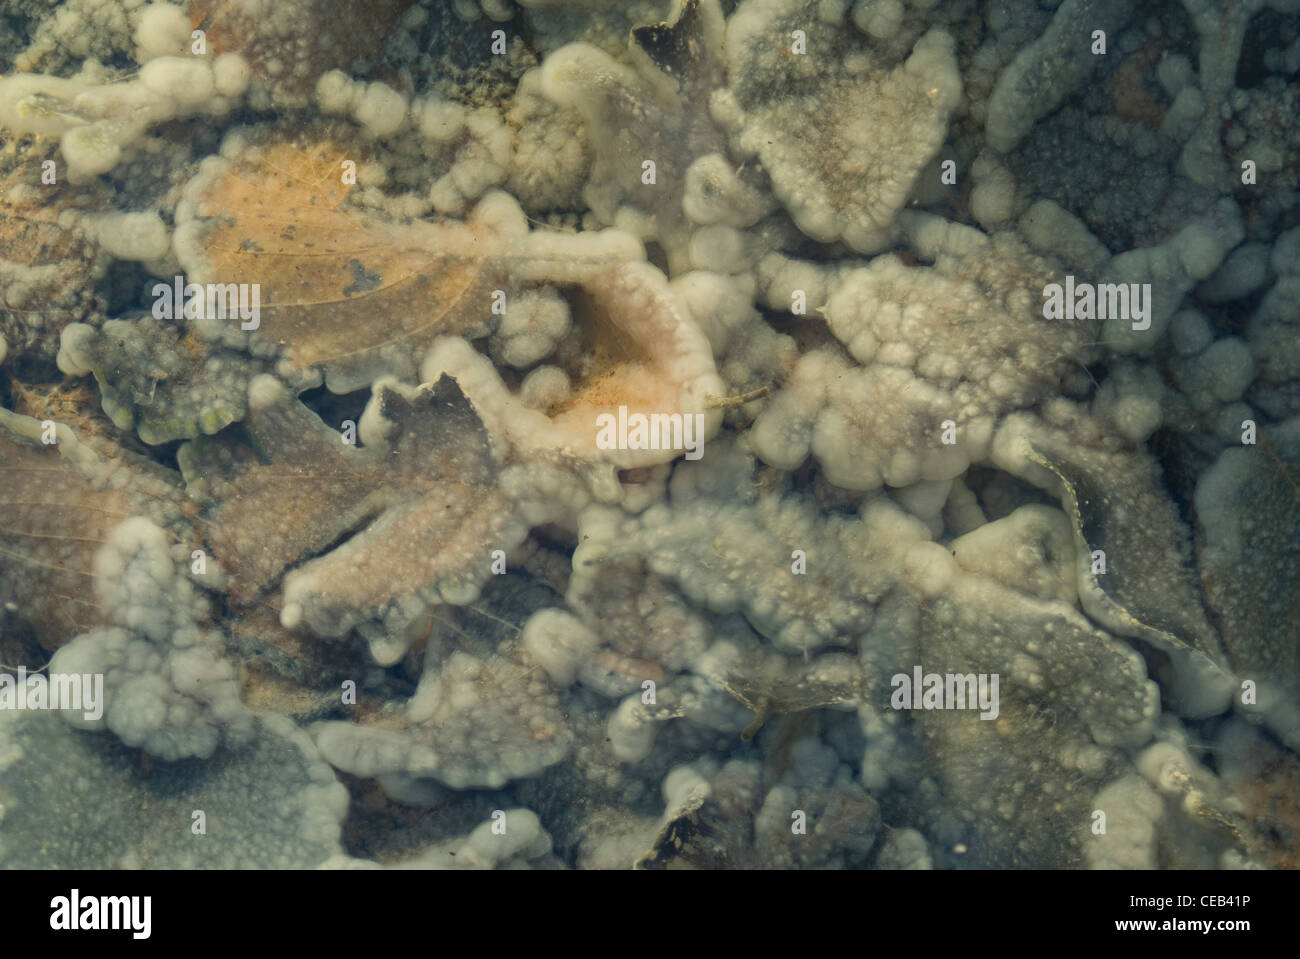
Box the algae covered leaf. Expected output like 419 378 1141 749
0 408 191 649
179 134 513 391
190 0 418 103
180 374 526 654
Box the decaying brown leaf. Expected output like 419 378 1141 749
178 381 375 607
182 134 513 391
0 407 191 649
179 374 526 649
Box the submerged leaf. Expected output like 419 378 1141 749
59 314 290 445
178 379 376 608
179 135 513 391
997 410 1236 718
1196 422 1300 747
180 374 526 652
0 408 190 648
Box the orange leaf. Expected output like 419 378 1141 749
184 134 511 391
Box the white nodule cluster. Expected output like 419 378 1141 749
317 643 572 790
316 71 410 138
428 109 514 215
521 608 599 687
490 289 572 368
91 211 171 262
423 254 723 475
0 54 248 181
48 517 253 760
751 226 1068 490
1 0 1294 872
1099 199 1244 355
728 22 962 253
1085 775 1164 869
134 3 192 62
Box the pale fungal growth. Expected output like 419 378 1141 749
607 694 661 762
134 3 193 63
852 0 905 40
985 0 1134 154
414 92 468 143
48 517 254 761
638 749 879 868
518 364 571 409
0 132 112 365
1171 336 1257 412
1089 363 1168 450
521 607 600 686
12 0 144 74
682 152 774 228
315 69 362 115
1085 776 1165 869
423 257 724 473
1247 226 1300 387
751 222 1081 490
536 1 731 274
991 408 1238 721
573 441 911 655
505 71 591 213
315 641 573 789
1097 200 1245 355
726 3 962 252
354 81 410 138
0 710 349 868
876 828 933 870
56 314 280 444
329 804 561 869
0 58 236 180
489 288 573 368
316 73 411 137
1195 416 1300 750
948 504 1077 605
1018 200 1112 274
968 154 1017 229
375 809 557 870
428 109 516 213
